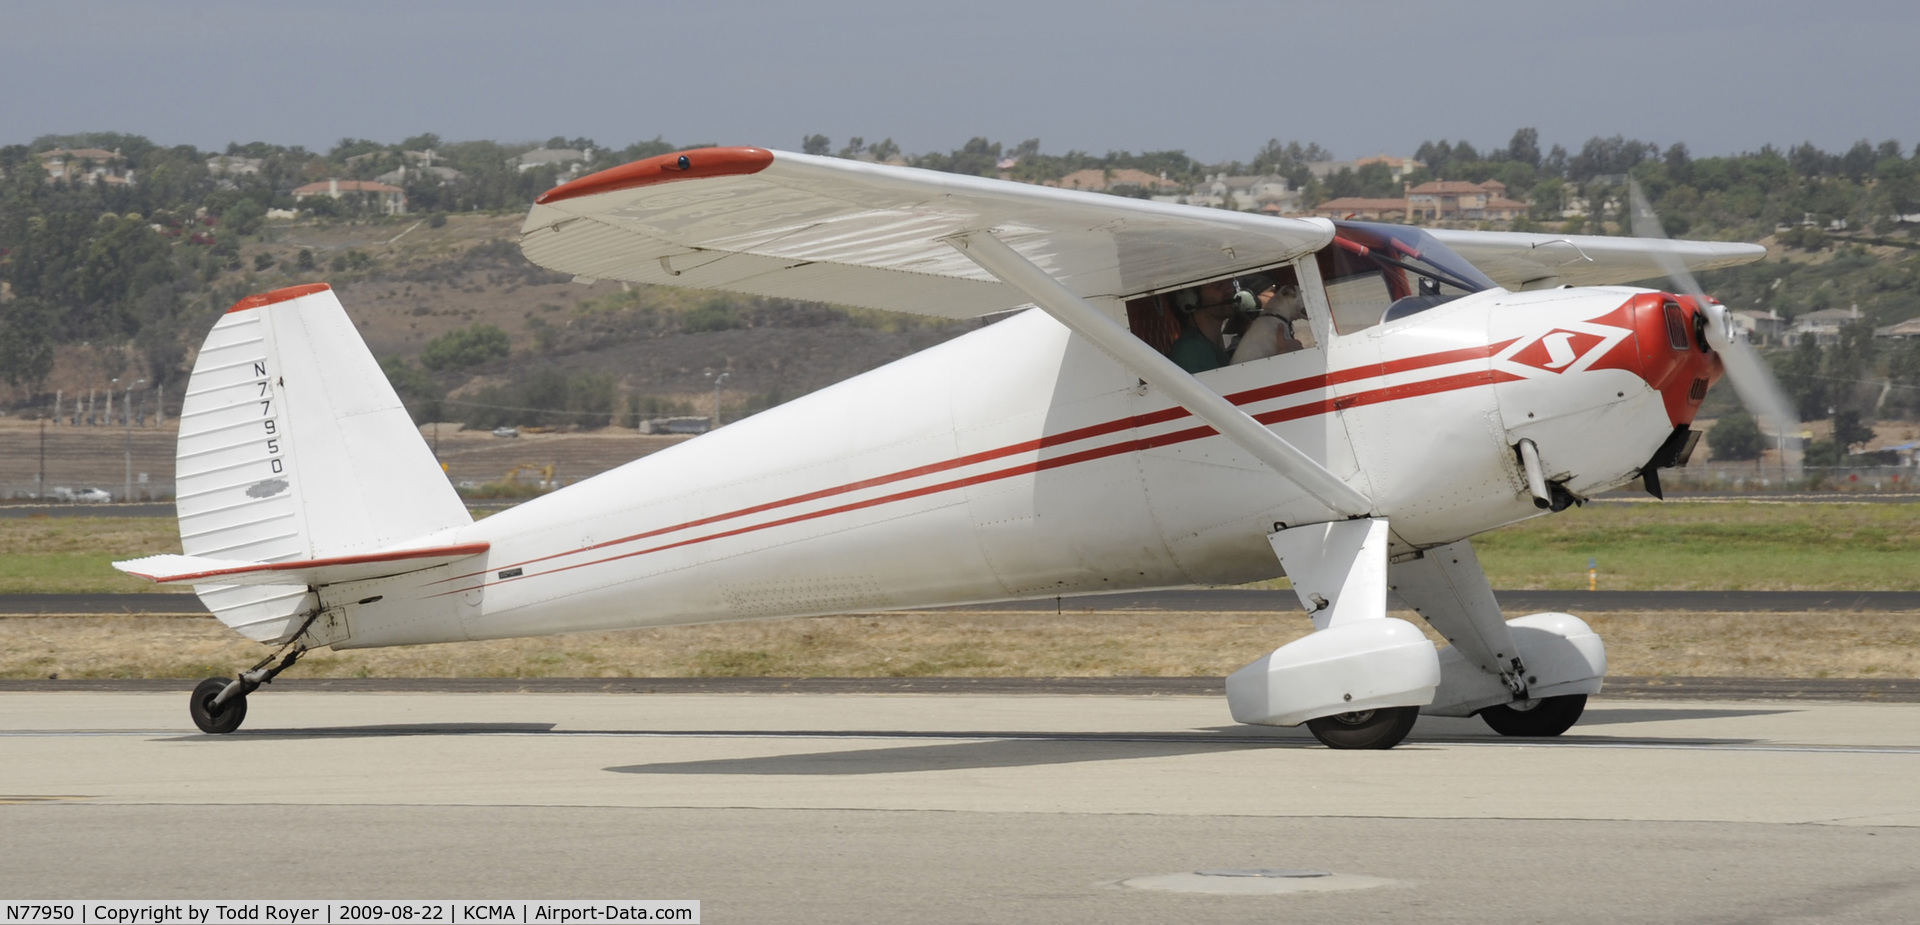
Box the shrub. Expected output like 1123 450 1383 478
420 324 510 371
1706 411 1764 461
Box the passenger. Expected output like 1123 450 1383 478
1229 282 1307 364
1169 280 1245 374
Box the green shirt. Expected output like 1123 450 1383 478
1170 325 1228 374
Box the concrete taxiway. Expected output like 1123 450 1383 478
3 690 1918 923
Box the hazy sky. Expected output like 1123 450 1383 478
5 0 1915 163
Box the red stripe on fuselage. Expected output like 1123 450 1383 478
434 345 1518 598
436 338 1515 587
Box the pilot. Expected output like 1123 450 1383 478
1170 280 1247 374
1229 280 1307 364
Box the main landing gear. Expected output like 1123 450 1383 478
189 643 307 734
1305 706 1422 750
1479 694 1588 737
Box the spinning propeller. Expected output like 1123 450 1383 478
1627 179 1802 478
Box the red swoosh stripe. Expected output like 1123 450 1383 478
435 355 1516 597
437 338 1510 586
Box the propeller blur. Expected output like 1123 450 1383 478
1629 179 1802 478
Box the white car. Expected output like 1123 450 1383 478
492 427 519 438
71 487 114 503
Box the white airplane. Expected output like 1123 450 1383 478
117 148 1792 748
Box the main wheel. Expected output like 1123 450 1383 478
1305 705 1419 750
189 677 247 734
1479 694 1586 737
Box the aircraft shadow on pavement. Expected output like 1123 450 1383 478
601 718 1771 775
607 735 1272 776
161 722 559 740
1574 707 1798 725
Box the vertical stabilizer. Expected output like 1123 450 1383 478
174 283 471 642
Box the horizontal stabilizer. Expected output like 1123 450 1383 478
114 542 489 588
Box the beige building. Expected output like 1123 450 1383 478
293 179 407 215
1310 197 1412 220
1406 179 1529 221
1306 154 1424 182
37 147 133 186
1043 168 1182 194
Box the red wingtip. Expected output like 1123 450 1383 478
227 282 333 314
535 147 775 205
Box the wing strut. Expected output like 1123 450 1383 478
950 232 1374 518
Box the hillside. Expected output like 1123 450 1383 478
4 129 1919 440
12 213 976 425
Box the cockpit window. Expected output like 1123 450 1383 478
1124 264 1312 376
1317 221 1499 334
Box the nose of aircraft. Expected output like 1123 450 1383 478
1614 291 1725 427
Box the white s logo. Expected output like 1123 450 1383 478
1541 332 1578 369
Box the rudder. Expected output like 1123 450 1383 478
174 283 470 642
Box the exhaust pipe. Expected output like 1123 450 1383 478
1517 439 1552 509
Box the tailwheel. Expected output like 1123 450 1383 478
1305 705 1420 750
1480 694 1587 737
186 642 309 735
190 677 248 734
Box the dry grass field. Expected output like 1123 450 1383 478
5 607 1917 682
2 500 1914 681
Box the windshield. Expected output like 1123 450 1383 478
1318 221 1500 333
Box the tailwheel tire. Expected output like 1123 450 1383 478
190 677 248 734
1305 705 1420 750
1480 694 1587 737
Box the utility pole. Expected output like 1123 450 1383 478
123 378 144 502
37 414 46 500
706 369 730 429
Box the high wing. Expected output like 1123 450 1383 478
519 147 1335 317
1425 228 1766 291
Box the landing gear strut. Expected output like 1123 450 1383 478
189 643 307 734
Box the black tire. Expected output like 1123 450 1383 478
1305 705 1420 750
1480 694 1586 737
190 677 247 734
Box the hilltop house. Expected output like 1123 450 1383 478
1406 179 1529 221
37 148 134 186
1043 168 1182 195
292 179 407 215
1790 305 1864 346
377 163 465 186
1310 197 1411 221
1873 317 1920 340
1306 154 1424 183
1183 174 1302 213
205 155 264 176
510 148 592 180
1732 309 1786 345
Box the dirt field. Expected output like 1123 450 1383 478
4 607 1916 682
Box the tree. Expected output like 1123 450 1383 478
802 134 831 156
1777 333 1830 421
380 356 444 422
1832 408 1874 454
420 323 510 371
1887 340 1920 419
223 197 265 236
1706 410 1764 461
0 297 55 390
1506 128 1541 168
